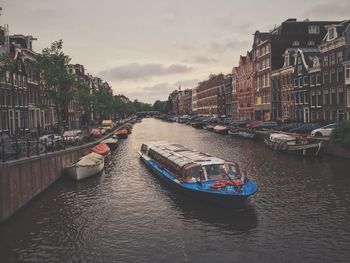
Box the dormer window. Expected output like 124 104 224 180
308 25 320 34
328 27 335 40
284 54 290 67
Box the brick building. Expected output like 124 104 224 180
236 51 255 120
196 74 225 117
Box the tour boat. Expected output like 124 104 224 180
213 125 229 135
65 152 105 181
139 142 258 207
115 129 128 139
103 137 119 151
90 142 111 157
264 133 322 156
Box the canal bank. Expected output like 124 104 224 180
0 122 130 223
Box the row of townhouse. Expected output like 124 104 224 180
0 25 113 137
169 18 350 123
168 88 192 115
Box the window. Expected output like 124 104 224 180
330 53 336 65
304 76 308 86
294 78 298 87
337 51 343 63
323 56 328 67
316 74 321 85
310 75 315 86
338 88 344 105
311 91 316 107
329 28 335 39
317 90 322 107
330 69 336 83
323 71 328 84
331 88 336 105
308 40 315 46
298 65 303 75
299 77 303 88
337 67 343 82
324 89 330 105
293 41 300 47
346 67 350 79
308 25 320 34
347 88 350 107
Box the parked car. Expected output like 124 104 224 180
63 130 84 145
310 123 337 137
39 134 63 149
289 123 322 134
246 120 263 129
275 122 302 132
90 128 103 137
253 121 279 130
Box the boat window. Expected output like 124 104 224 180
184 165 203 182
141 144 148 153
204 164 229 180
225 163 238 178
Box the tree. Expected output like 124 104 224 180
36 40 75 131
0 52 16 75
75 76 93 129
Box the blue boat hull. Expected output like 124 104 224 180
140 154 256 208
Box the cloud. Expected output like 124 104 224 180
123 82 174 103
183 56 218 64
208 39 251 54
173 79 200 88
303 1 350 19
98 63 192 81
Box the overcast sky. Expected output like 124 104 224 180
1 0 349 103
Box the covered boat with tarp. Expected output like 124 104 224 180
139 141 257 207
65 152 104 181
91 143 111 157
114 129 128 139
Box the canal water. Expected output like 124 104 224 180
1 118 350 263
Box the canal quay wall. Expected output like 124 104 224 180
0 123 128 223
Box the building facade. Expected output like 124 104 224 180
196 74 225 117
236 52 255 120
319 21 350 122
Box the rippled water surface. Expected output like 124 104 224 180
1 118 350 263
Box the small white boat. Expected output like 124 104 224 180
213 125 229 134
65 152 105 181
238 131 255 139
264 133 322 156
103 137 119 151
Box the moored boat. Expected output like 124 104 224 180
91 142 111 157
238 131 255 139
264 133 322 156
213 125 229 135
65 152 104 181
103 137 118 151
115 129 128 139
204 125 215 131
139 142 257 207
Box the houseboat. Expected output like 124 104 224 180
139 142 257 207
264 133 322 156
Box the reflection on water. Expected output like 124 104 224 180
1 118 350 263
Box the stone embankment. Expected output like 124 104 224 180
0 123 128 223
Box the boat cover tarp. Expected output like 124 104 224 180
91 143 111 156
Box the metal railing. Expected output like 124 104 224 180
0 136 89 161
